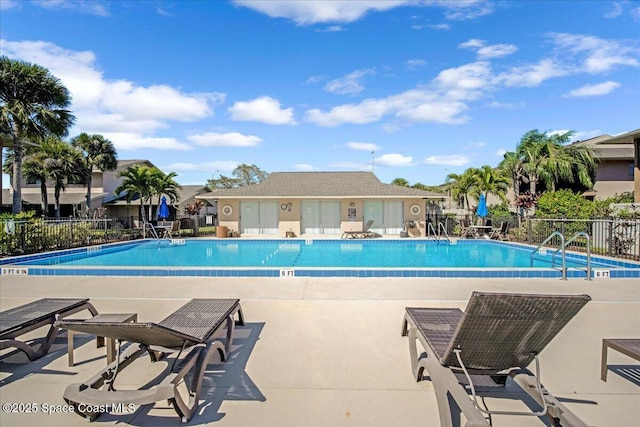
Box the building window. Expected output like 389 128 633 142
629 163 635 176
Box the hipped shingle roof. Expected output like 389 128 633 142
198 172 443 199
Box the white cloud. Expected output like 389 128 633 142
0 0 19 10
423 155 469 166
293 164 317 171
604 2 624 19
405 59 427 69
444 1 494 20
165 161 239 172
325 69 375 95
32 0 110 16
100 133 191 151
346 142 381 151
228 96 297 125
233 0 494 25
376 153 414 166
232 0 415 25
428 23 450 30
0 39 224 151
632 6 640 21
187 132 262 147
488 101 525 109
459 39 484 49
315 25 345 32
495 148 507 156
572 130 603 141
562 81 621 98
459 39 518 59
550 33 640 73
498 59 569 87
306 61 492 127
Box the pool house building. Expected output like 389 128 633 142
198 171 446 238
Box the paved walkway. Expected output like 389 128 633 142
1 275 639 426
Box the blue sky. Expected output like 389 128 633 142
1 0 639 189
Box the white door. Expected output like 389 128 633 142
383 201 404 234
301 201 340 234
319 201 340 235
364 201 383 234
240 201 260 234
240 201 279 235
259 202 279 234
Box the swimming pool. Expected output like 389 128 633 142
2 239 639 278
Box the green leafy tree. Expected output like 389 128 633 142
44 139 84 218
114 164 154 220
207 164 268 189
516 130 598 194
472 165 510 202
498 151 525 200
445 169 477 210
149 168 182 220
0 57 74 214
536 189 597 219
70 133 118 211
207 174 241 189
391 177 409 187
232 163 268 186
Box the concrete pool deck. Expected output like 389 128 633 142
1 275 639 426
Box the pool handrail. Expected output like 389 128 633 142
531 231 566 280
561 232 592 281
426 222 450 244
438 222 451 244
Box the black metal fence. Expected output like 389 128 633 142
0 218 142 257
425 213 639 261
2 215 638 261
0 215 219 258
523 218 640 261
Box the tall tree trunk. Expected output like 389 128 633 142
11 134 23 214
54 187 61 219
85 174 93 211
40 181 48 215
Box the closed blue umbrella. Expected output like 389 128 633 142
158 196 170 220
476 194 488 218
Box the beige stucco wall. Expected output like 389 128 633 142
216 198 429 237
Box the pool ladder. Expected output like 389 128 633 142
427 222 451 244
530 231 592 280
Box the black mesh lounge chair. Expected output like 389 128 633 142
401 292 591 427
0 298 98 361
489 221 510 241
56 298 244 423
341 220 375 239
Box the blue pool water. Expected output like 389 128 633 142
3 239 638 278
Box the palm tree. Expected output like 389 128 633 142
472 165 510 202
44 139 84 218
70 133 118 212
21 136 64 215
0 57 75 214
391 177 409 187
113 165 154 221
498 151 525 200
516 130 598 194
445 169 477 210
149 168 182 220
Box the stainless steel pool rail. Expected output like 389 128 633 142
561 232 592 281
531 231 593 280
531 231 566 280
426 222 451 244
